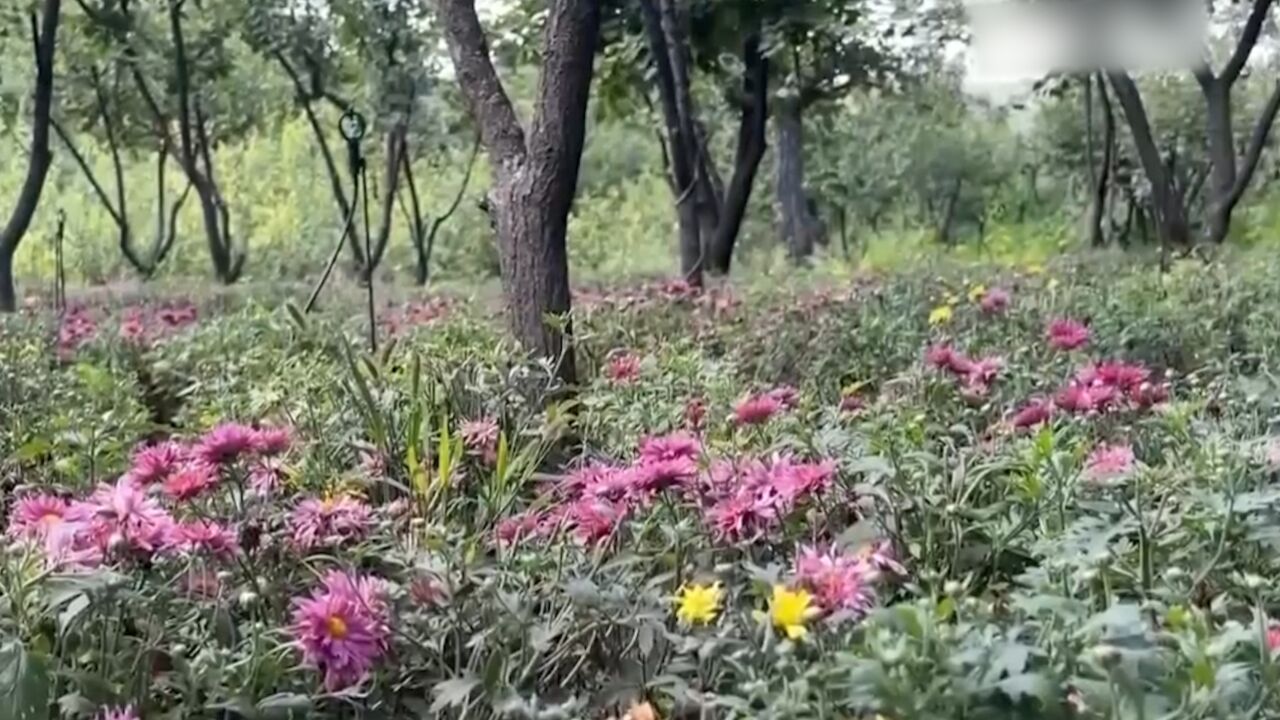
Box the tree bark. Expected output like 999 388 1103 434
0 0 61 312
436 0 598 385
706 32 768 275
1086 72 1114 247
775 97 821 263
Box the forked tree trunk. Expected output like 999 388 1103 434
0 0 61 312
436 0 598 385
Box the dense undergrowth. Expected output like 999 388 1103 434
5 255 1280 719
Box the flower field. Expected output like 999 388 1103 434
5 256 1280 719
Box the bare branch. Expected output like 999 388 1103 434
1222 0 1275 85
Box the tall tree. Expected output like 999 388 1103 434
1105 0 1280 248
636 0 769 281
769 1 894 263
0 0 62 312
435 0 600 385
1194 0 1280 243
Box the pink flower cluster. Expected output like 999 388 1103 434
289 496 374 550
290 570 391 690
118 301 199 345
5 479 240 568
605 351 642 385
784 541 906 621
1047 318 1090 351
733 386 799 426
57 305 98 358
979 287 1011 314
701 455 835 542
1055 361 1168 415
1006 361 1168 430
5 423 291 567
926 344 1005 400
1084 443 1136 482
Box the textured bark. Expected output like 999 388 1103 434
0 0 61 312
437 0 598 385
775 98 819 262
706 33 768 275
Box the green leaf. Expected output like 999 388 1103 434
0 640 52 720
431 676 480 712
257 692 314 719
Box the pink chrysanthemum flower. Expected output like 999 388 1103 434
289 496 373 550
248 457 286 496
290 571 390 691
605 352 642 385
794 545 876 616
979 287 1011 314
1010 398 1054 429
855 539 907 577
162 462 219 501
495 511 548 545
768 456 835 505
1055 381 1121 414
176 519 240 558
1047 319 1090 351
126 441 187 485
250 426 292 457
631 457 698 495
95 705 141 720
1268 624 1280 653
460 417 500 463
925 344 973 375
733 392 782 426
638 432 701 463
358 450 387 480
767 385 801 409
86 478 178 555
6 494 80 541
1084 443 1135 482
1077 361 1150 392
193 423 257 466
563 499 624 545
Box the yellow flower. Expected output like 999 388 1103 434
1025 263 1046 276
767 585 815 640
967 283 987 303
928 305 953 326
675 582 723 625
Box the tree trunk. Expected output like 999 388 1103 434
168 0 241 282
1087 72 1114 247
0 0 61 312
936 177 962 245
436 0 598 386
1106 70 1191 249
640 0 704 284
775 98 818 263
1204 78 1280 244
706 32 768 275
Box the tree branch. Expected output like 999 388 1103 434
1229 78 1280 207
434 0 526 165
1222 0 1274 85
